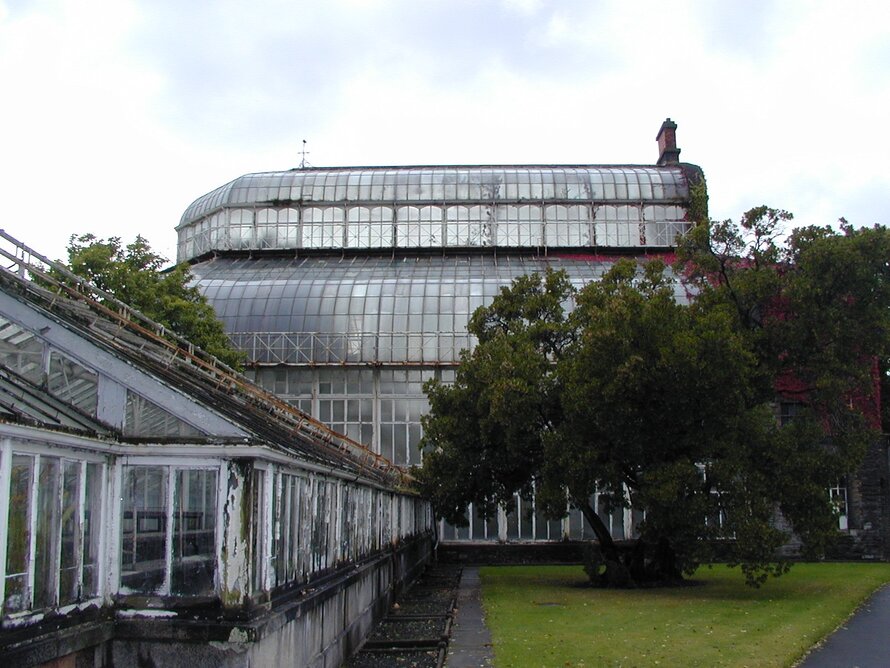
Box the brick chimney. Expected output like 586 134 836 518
656 118 680 166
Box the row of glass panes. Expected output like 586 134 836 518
194 253 624 281
181 167 689 223
0 317 99 417
1 446 432 616
120 464 218 596
439 495 638 542
246 367 455 466
0 316 204 438
231 331 474 365
1 452 103 614
177 204 688 259
252 464 431 592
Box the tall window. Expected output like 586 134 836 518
120 464 218 596
2 453 103 615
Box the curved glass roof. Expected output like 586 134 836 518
177 166 692 262
191 253 685 366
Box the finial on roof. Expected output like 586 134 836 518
656 118 681 166
299 139 312 169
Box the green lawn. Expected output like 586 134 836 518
480 563 890 668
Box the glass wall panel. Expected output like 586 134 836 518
121 466 167 593
446 206 491 247
34 457 60 609
303 207 345 248
497 205 543 246
82 463 102 597
172 469 217 595
0 318 44 384
250 468 266 593
256 208 299 249
544 205 590 246
48 353 98 416
397 206 441 247
4 454 33 613
228 209 254 250
124 391 206 438
59 460 81 605
347 207 393 248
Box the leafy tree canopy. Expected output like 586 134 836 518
60 234 243 369
417 211 889 587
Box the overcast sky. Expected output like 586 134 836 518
1 0 888 265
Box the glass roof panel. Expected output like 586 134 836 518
192 253 687 365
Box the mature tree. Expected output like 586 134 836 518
60 234 243 369
418 211 889 587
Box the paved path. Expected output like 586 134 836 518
445 567 495 667
798 583 890 667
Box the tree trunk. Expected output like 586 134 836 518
575 498 632 587
576 498 683 587
576 498 617 555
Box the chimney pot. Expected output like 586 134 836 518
656 118 681 166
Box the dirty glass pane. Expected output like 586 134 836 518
48 353 98 416
81 463 102 597
120 467 167 593
171 469 217 596
0 318 44 384
275 475 293 585
34 457 60 608
297 477 312 580
250 468 265 593
4 454 34 613
59 460 81 605
124 391 206 438
312 480 327 572
287 476 300 582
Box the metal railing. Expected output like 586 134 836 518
230 331 476 366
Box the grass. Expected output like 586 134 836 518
480 563 890 668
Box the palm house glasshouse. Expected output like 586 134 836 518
180 120 702 542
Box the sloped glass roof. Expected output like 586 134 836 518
191 253 686 365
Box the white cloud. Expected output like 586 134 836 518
0 0 887 265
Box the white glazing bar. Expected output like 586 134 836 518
334 480 342 564
0 439 12 607
272 469 282 586
213 461 226 594
163 467 174 595
263 466 274 592
76 462 87 599
25 454 40 610
50 460 64 607
106 461 120 600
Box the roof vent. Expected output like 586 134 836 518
656 118 681 166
